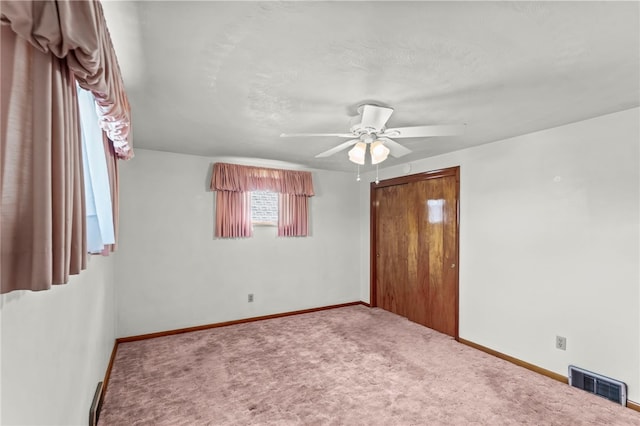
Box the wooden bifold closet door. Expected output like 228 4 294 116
371 167 459 338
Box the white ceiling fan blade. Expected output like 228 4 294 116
378 137 412 158
360 105 394 130
383 124 465 138
280 132 354 138
315 139 360 158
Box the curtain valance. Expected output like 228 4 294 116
210 163 314 196
1 0 133 159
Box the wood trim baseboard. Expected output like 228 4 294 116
459 338 640 412
96 339 119 422
102 340 119 395
459 338 568 383
117 301 368 343
628 400 640 412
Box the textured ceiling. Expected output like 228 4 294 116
103 1 639 172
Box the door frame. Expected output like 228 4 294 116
370 166 461 339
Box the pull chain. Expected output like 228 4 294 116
375 164 380 184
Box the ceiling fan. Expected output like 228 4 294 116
280 104 465 165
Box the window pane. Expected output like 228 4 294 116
78 84 115 253
251 191 278 225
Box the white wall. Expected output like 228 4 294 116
0 255 116 425
115 150 361 337
359 108 640 402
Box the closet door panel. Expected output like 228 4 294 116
372 167 459 338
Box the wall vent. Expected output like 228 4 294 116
568 365 627 406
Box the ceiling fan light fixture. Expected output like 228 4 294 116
282 104 460 165
370 140 390 164
348 142 367 165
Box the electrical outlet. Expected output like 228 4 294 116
248 294 254 303
556 335 567 351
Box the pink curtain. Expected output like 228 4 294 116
1 24 87 292
278 195 309 237
1 1 131 293
215 191 252 238
211 163 314 195
210 163 314 238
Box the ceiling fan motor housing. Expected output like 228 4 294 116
350 104 391 137
360 134 376 144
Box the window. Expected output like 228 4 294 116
251 191 278 226
210 162 314 238
77 84 115 253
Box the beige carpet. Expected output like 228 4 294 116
99 305 639 425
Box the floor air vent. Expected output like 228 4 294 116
568 365 627 406
89 381 104 426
